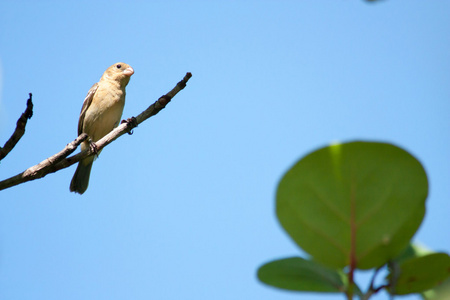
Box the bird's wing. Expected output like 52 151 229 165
78 82 99 135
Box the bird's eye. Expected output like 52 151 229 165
116 64 122 69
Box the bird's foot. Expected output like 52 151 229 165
121 117 138 135
89 141 99 155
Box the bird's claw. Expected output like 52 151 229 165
89 141 99 155
121 116 138 126
121 117 138 135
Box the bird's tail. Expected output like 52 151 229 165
70 158 94 194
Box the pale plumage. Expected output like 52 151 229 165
70 62 134 194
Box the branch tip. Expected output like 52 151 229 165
25 93 33 119
0 93 35 161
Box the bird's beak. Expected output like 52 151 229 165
123 67 134 77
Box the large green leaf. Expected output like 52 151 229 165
257 257 348 293
276 141 428 269
389 253 450 295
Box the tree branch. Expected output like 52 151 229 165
0 93 34 161
0 72 192 191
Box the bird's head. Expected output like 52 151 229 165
102 62 134 86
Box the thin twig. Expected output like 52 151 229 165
135 72 192 124
361 267 388 300
369 267 382 291
0 93 34 161
0 72 192 191
374 284 390 294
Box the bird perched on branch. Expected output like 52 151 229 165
70 62 134 194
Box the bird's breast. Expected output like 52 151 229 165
82 84 126 142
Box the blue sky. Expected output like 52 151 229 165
0 1 449 300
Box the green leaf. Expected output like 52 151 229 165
422 277 450 300
257 257 348 293
394 243 434 263
389 253 450 295
392 244 450 299
276 141 428 269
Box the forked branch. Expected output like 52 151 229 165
0 72 192 191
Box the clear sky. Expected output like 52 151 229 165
0 1 449 300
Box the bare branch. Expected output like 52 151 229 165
0 134 89 190
0 72 192 191
136 72 192 124
0 93 34 161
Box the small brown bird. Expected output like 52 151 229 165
70 62 134 194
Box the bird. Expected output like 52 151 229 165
70 62 134 194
